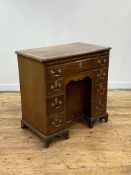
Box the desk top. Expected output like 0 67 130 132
16 42 111 62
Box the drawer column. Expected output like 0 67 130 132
86 68 109 128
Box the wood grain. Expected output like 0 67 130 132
0 90 131 174
16 42 110 62
16 44 110 144
18 56 48 135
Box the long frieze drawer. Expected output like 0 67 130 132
93 83 107 100
92 99 107 117
47 79 63 96
47 95 64 115
48 112 66 134
46 55 109 79
93 68 108 83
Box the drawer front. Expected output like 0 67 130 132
80 54 109 71
46 62 79 79
47 79 63 96
92 99 106 117
96 55 109 67
47 95 64 115
46 55 109 79
93 83 107 100
94 68 108 83
48 112 66 134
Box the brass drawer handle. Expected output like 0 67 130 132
51 97 62 109
50 80 61 90
96 104 104 110
51 115 62 128
50 69 62 77
97 84 105 95
97 69 106 79
103 72 106 76
79 61 83 69
97 58 107 64
97 60 102 64
103 59 107 63
96 100 104 110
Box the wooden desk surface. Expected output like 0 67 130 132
16 42 111 62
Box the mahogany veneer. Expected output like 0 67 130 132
16 42 111 148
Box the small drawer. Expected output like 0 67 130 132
47 95 64 115
46 62 79 79
46 54 109 79
96 55 109 67
94 68 108 83
92 99 106 117
48 112 66 134
47 79 63 96
78 55 109 71
93 83 107 100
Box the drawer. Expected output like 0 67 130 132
47 95 64 115
94 68 108 83
92 99 106 117
80 55 109 71
47 79 63 96
93 83 107 100
48 112 66 134
46 55 109 79
46 61 79 79
96 55 109 67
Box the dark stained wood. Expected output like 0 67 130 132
47 95 64 115
93 82 107 100
93 67 109 83
21 119 69 148
46 54 109 79
66 80 85 121
66 77 92 121
47 79 63 96
16 42 111 148
48 112 67 135
92 98 107 117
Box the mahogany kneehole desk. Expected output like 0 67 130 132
16 43 111 148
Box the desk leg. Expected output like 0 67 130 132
44 129 69 148
84 117 96 128
87 118 96 129
44 139 50 148
21 119 69 148
21 119 28 129
85 113 109 128
99 113 108 123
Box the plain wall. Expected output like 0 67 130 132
0 0 131 90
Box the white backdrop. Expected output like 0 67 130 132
0 0 131 90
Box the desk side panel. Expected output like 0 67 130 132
17 56 48 135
